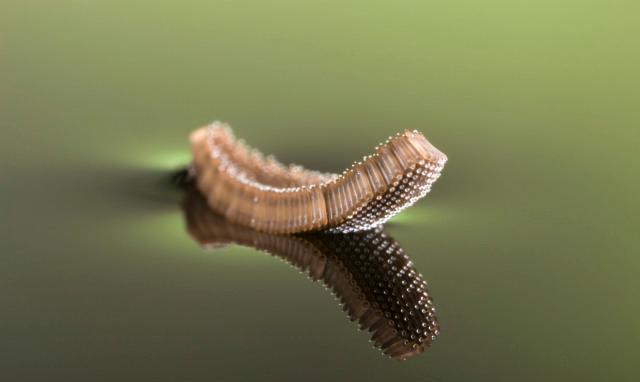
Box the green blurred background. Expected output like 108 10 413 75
1 1 638 381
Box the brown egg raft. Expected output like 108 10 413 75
190 121 447 234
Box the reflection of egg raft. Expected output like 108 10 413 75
183 188 440 359
190 121 447 234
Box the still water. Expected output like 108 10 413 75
1 1 638 381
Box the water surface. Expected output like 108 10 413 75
1 1 638 381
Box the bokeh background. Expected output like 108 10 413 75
1 1 638 381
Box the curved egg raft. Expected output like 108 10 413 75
190 121 447 234
182 187 440 359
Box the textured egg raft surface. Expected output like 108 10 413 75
190 121 447 234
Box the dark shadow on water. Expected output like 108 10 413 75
178 184 441 360
96 166 193 212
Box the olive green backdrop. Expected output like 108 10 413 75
1 1 638 381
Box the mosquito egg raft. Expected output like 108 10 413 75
190 121 447 234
